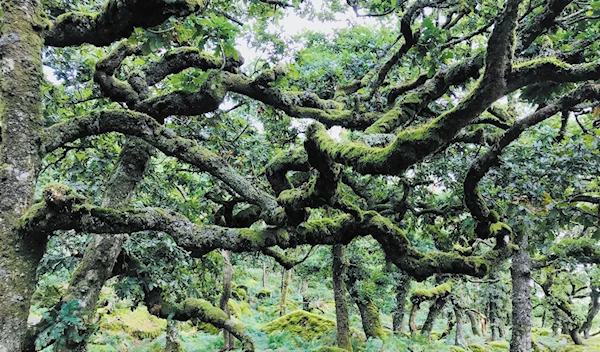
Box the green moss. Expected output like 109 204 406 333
468 344 491 352
488 210 500 222
99 306 166 339
256 288 272 299
228 299 242 318
239 301 253 316
449 347 469 352
489 221 512 235
232 287 248 301
487 341 509 351
313 347 348 352
30 283 65 309
260 310 336 341
412 282 452 300
513 57 571 70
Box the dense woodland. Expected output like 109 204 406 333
1 0 600 351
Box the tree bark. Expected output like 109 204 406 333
165 319 182 352
510 232 532 352
393 272 410 334
279 267 291 316
582 285 600 338
0 1 45 350
220 250 235 350
453 299 467 347
332 244 352 351
466 310 481 336
421 295 448 337
52 138 152 352
409 301 420 337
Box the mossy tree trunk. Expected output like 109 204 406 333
510 232 531 352
466 310 481 336
165 319 182 352
0 1 45 350
220 249 235 350
50 138 152 352
421 295 448 337
332 244 352 351
409 301 420 337
582 285 600 338
345 265 384 339
279 267 291 316
392 272 410 334
453 298 467 347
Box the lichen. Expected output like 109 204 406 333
412 282 452 300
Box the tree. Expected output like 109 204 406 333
1 0 600 351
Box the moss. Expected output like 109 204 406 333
239 301 252 316
488 210 500 222
313 347 348 352
489 221 512 236
256 288 272 299
98 306 166 339
449 347 469 352
468 344 491 352
412 282 452 300
232 287 248 301
513 56 571 70
30 283 65 309
260 310 336 341
487 341 509 350
228 299 242 318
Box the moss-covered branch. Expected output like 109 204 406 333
516 0 573 52
42 109 283 225
44 0 207 47
464 83 600 239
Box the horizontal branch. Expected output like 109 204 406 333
42 110 283 225
21 184 508 281
44 0 206 47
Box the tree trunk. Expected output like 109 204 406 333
165 319 182 352
262 261 267 288
409 302 420 337
0 1 45 350
467 310 481 336
510 232 532 352
332 244 352 351
357 300 384 339
570 326 586 345
279 267 291 316
220 250 235 350
582 286 600 338
393 272 410 334
52 138 152 352
421 296 448 337
453 300 467 347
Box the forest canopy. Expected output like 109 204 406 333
1 0 600 351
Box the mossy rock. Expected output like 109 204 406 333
239 300 252 316
99 305 166 339
228 299 243 318
533 341 551 352
260 310 336 341
232 287 248 301
449 347 469 352
468 344 491 352
256 288 272 299
532 328 552 336
313 347 348 352
487 341 509 351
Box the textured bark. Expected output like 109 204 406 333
453 301 466 347
332 244 352 351
165 320 182 352
392 272 410 333
0 1 45 350
409 301 420 337
52 138 152 352
345 263 383 339
421 296 448 337
220 250 235 350
279 267 291 316
467 310 481 336
582 286 600 338
510 232 532 352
